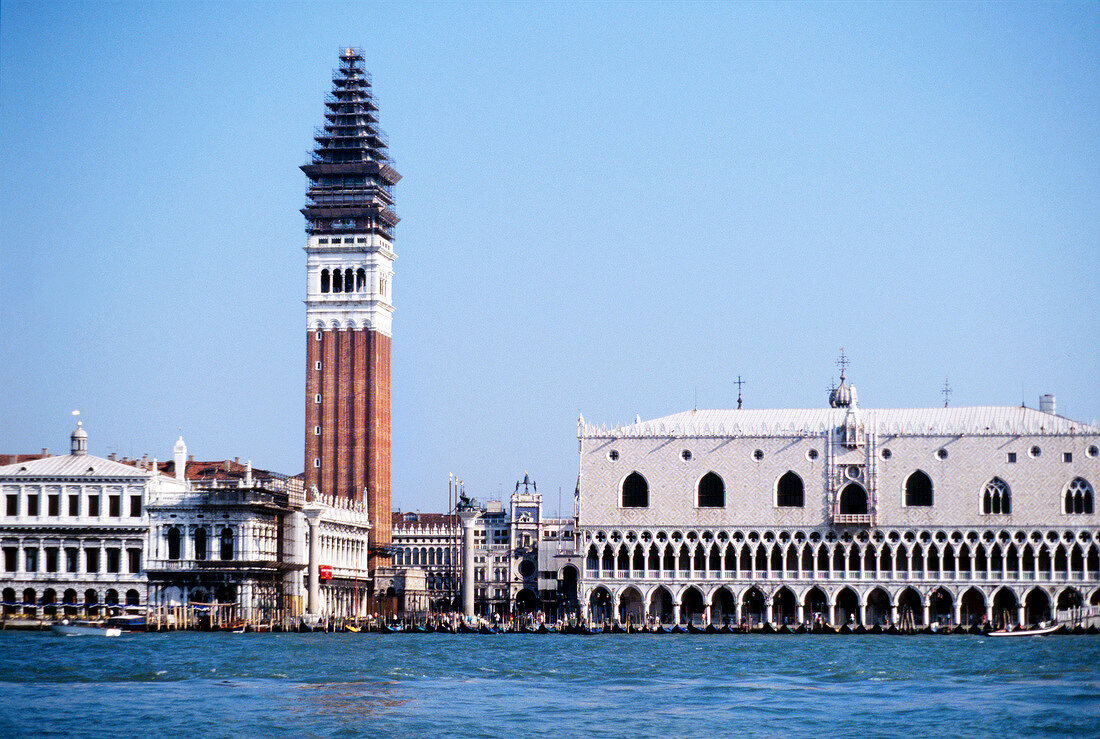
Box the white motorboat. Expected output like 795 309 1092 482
50 619 122 637
987 622 1061 637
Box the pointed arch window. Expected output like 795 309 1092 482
621 472 649 508
777 471 804 508
904 470 934 507
982 478 1011 515
194 527 207 561
697 472 724 508
1064 478 1094 515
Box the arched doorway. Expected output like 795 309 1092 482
929 587 953 625
866 587 891 626
558 565 578 617
618 587 644 624
772 587 796 626
514 588 538 615
835 587 859 625
741 587 765 627
992 587 1018 628
589 586 612 623
681 587 705 625
649 586 673 625
960 587 985 626
1024 588 1051 626
897 587 923 627
63 588 78 616
1 588 15 617
711 587 735 626
41 589 57 618
803 586 828 625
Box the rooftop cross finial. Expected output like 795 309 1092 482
837 349 849 380
735 375 745 410
942 377 952 408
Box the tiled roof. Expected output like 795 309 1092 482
582 406 1099 439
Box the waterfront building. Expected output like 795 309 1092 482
390 476 568 618
301 47 400 574
0 422 186 618
576 370 1100 628
143 438 308 624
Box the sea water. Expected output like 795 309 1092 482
0 632 1097 737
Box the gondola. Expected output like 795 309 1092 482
686 623 705 634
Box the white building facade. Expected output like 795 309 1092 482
0 423 187 618
576 380 1100 628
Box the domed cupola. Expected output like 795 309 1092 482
71 421 88 456
829 373 858 409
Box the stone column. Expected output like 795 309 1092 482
922 603 931 626
458 508 479 619
765 599 774 625
797 603 805 624
672 602 681 625
954 600 963 626
303 505 324 617
1017 603 1026 627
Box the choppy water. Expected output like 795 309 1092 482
0 632 1098 737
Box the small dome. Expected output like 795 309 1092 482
829 376 858 408
71 421 88 456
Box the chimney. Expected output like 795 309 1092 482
41 448 48 456
108 453 117 461
1040 394 1056 415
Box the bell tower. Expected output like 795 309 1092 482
302 48 400 565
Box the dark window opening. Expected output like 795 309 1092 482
47 495 59 516
86 549 99 572
106 548 120 574
68 495 79 516
4 548 17 572
129 496 142 517
320 269 330 293
195 528 207 560
108 495 120 517
6 495 16 516
25 548 37 572
839 484 868 515
621 472 649 508
220 527 234 561
167 528 181 560
697 472 725 507
27 495 38 516
88 496 100 517
45 548 58 573
905 471 934 507
128 549 141 574
777 471 805 508
65 548 79 573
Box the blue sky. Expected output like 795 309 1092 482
2 2 1097 515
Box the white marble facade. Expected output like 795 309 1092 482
576 382 1100 627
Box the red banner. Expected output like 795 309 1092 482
318 565 332 580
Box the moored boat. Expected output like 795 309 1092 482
987 623 1061 637
51 619 121 637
